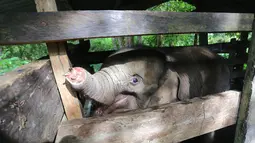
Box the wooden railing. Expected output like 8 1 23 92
0 9 253 143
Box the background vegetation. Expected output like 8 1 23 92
0 0 251 75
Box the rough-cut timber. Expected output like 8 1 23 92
0 60 64 143
199 33 208 46
0 11 253 45
35 0 83 120
55 90 240 143
35 0 58 12
234 15 255 143
46 42 83 120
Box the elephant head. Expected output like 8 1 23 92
64 49 167 108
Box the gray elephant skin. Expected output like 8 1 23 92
64 45 230 115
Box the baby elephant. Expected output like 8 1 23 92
64 45 230 116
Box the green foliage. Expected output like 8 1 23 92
0 43 47 74
0 44 48 60
248 32 252 41
163 34 195 46
217 53 229 59
243 63 247 70
141 0 196 47
89 38 114 52
148 0 196 12
0 57 29 75
208 33 241 44
67 40 79 45
140 35 157 47
90 63 102 72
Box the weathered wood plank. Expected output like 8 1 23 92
55 90 241 143
0 60 64 143
35 0 58 12
47 42 83 120
0 11 253 45
35 0 83 120
234 15 255 143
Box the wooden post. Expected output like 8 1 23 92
156 35 162 47
199 32 208 46
194 33 198 46
137 36 142 44
236 32 249 70
234 14 255 143
34 0 83 120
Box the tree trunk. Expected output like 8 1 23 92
137 36 142 44
126 36 134 47
118 37 125 49
156 35 162 47
194 33 198 46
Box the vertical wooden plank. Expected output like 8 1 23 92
35 0 83 120
194 33 198 46
234 14 255 143
35 0 58 11
236 32 249 70
156 35 162 47
47 43 83 119
137 36 142 44
199 32 208 46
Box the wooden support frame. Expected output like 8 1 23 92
234 14 255 143
199 32 208 46
0 7 253 142
55 90 241 143
35 0 83 120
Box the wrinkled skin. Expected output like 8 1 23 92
64 45 230 116
65 48 166 114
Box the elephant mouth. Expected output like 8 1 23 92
64 67 86 84
120 91 139 99
91 91 139 116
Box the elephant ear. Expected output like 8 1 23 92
176 73 191 101
176 71 203 101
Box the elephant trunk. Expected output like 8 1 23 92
72 65 130 105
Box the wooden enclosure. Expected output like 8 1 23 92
0 4 255 143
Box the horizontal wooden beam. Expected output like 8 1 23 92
0 11 253 45
55 90 241 143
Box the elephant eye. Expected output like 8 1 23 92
132 77 138 83
130 74 142 85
